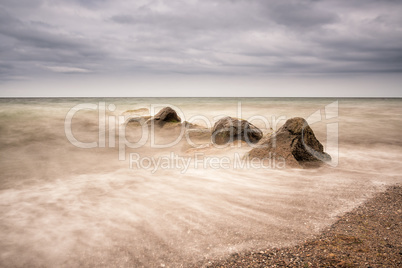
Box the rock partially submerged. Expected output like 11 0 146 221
155 107 181 123
146 107 182 127
211 116 263 145
127 107 182 128
127 107 206 133
248 117 331 168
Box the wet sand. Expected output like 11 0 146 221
207 184 402 267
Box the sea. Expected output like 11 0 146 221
0 98 401 267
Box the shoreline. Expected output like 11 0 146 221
206 184 402 267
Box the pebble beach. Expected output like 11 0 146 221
207 185 402 267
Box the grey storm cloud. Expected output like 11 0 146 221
0 0 402 80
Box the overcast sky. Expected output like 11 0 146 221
0 0 401 97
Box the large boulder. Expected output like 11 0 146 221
211 116 263 145
248 117 331 168
147 107 182 127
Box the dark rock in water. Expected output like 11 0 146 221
211 116 263 145
248 117 331 168
147 107 182 127
154 107 181 122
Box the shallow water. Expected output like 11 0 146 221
0 98 401 267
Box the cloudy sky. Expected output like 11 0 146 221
0 0 401 97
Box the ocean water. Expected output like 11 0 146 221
0 98 401 267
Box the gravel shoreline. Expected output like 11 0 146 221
207 185 402 267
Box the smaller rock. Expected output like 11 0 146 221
211 116 263 145
147 107 182 127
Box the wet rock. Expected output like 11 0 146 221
147 107 182 127
248 117 331 168
154 107 181 122
211 116 263 145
